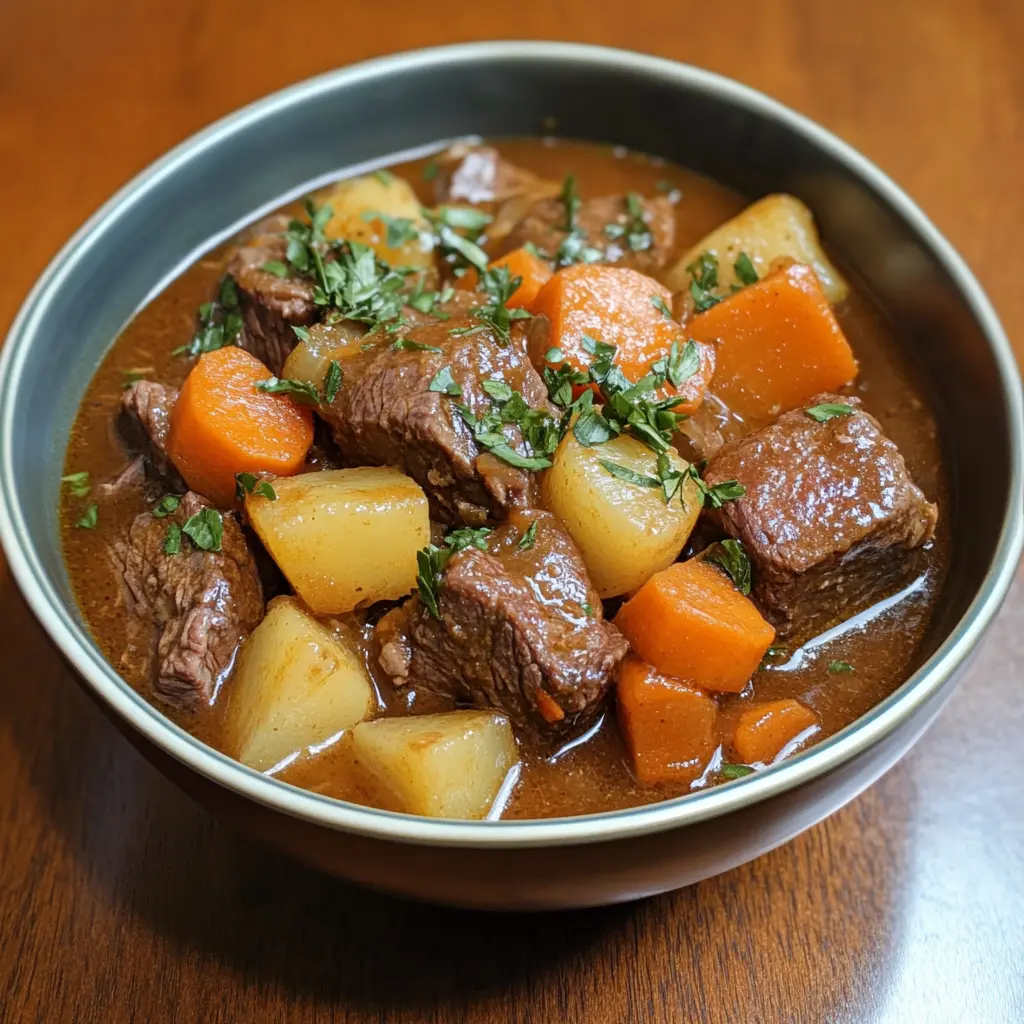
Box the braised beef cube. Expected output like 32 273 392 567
119 380 185 492
227 215 318 375
501 194 676 275
433 143 556 205
375 509 628 743
318 312 555 525
109 492 264 708
703 394 938 637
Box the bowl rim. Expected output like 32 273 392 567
2 41 1022 849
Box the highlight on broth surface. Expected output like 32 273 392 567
60 139 948 821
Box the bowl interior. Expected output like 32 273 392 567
2 44 1020 842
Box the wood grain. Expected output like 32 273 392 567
1 1 1022 1021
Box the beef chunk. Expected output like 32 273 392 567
501 194 676 275
318 313 555 525
703 394 938 637
227 216 318 374
110 492 264 708
119 380 186 491
375 509 627 742
433 143 557 206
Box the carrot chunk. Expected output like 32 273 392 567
615 559 775 693
529 264 714 413
687 262 857 423
456 247 553 312
733 699 819 764
167 346 314 507
616 655 718 785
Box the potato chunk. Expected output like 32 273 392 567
281 319 366 390
319 173 433 269
344 712 519 819
227 597 375 771
247 467 430 614
664 194 848 303
542 431 701 598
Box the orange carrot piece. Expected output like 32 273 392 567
687 262 857 423
455 247 553 312
167 346 314 507
616 655 718 785
733 699 819 765
615 559 775 693
529 264 714 413
534 688 566 724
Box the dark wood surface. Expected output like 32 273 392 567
1 1 1022 1020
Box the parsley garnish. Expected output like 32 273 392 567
391 338 442 353
422 207 492 273
720 763 755 779
734 252 759 286
174 275 243 357
445 527 492 553
453 384 561 471
121 367 152 388
598 459 660 488
151 494 181 518
604 192 651 252
688 470 746 509
687 252 723 313
582 602 594 617
323 360 343 403
373 169 394 186
551 175 603 266
652 339 700 390
805 402 856 422
61 471 91 498
262 260 289 277
415 546 449 619
361 211 420 249
828 660 854 673
163 522 182 555
422 159 439 182
254 376 322 405
291 325 310 342
235 473 277 502
704 540 752 595
650 294 673 319
517 520 538 551
76 504 98 529
182 508 223 552
450 265 532 345
428 365 461 395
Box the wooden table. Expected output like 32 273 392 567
2 1 1022 1020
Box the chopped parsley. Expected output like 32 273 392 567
261 260 289 277
391 338 442 353
689 471 746 509
805 402 856 422
450 265 532 345
121 367 152 388
650 294 673 319
323 360 343 403
75 504 98 530
174 275 243 358
235 473 277 502
582 602 594 617
182 508 223 552
598 459 660 488
445 526 492 553
720 763 755 779
652 339 701 390
551 175 603 266
361 211 420 249
828 660 855 673
373 169 394 186
687 252 723 313
163 522 182 555
151 494 181 518
453 383 561 471
415 525 496 619
422 159 439 182
517 520 539 551
254 376 322 405
291 325 310 342
422 206 492 273
428 365 461 396
704 539 752 595
604 192 651 252
61 471 91 498
734 251 759 286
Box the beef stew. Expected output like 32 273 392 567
60 139 948 820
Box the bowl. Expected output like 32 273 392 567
1 42 1021 910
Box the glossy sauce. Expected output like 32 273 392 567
60 139 949 819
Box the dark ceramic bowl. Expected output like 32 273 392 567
1 42 1021 908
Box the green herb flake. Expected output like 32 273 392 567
235 472 277 502
61 471 91 498
151 494 181 518
582 602 594 617
687 252 723 313
444 526 492 553
734 252 759 286
650 295 673 319
805 402 857 422
373 169 394 186
361 210 420 249
254 376 322 405
517 520 539 551
291 325 310 342
182 507 224 553
828 660 855 674
428 365 462 396
599 459 660 488
261 260 290 278
720 763 755 779
163 522 182 555
416 545 450 618
481 378 513 403
422 160 439 182
323 360 343 404
174 274 243 357
121 367 151 388
704 539 753 595
75 504 98 530
391 338 443 353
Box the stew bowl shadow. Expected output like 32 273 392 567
1 42 1021 909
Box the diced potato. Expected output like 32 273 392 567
343 711 519 819
541 431 701 598
247 467 430 614
319 173 433 269
281 319 366 389
664 194 849 303
227 597 375 772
